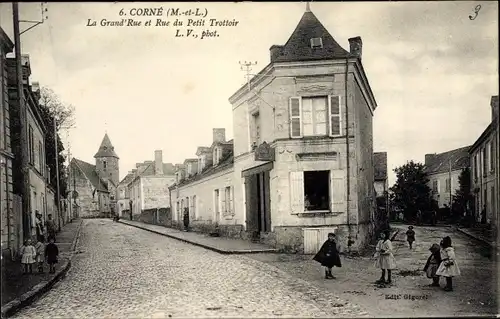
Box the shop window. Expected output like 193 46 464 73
304 171 330 211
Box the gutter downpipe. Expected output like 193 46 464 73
345 56 354 250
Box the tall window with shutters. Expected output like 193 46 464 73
223 186 232 216
28 125 34 164
289 95 342 138
482 147 487 176
289 170 345 214
38 141 43 175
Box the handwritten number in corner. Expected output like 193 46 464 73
469 4 481 21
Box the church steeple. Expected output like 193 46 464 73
94 133 119 159
305 1 311 12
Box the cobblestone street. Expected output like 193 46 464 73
12 219 367 318
250 225 499 317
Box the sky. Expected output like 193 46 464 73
0 1 498 186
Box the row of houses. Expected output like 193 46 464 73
151 5 388 254
424 95 499 228
1 27 70 259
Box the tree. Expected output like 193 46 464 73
452 167 472 221
389 161 432 221
38 87 75 199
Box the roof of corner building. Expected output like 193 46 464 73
71 158 108 192
424 146 471 175
94 133 119 158
118 172 135 186
0 27 14 52
272 8 350 63
374 152 388 181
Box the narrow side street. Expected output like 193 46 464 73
12 219 367 318
248 225 498 317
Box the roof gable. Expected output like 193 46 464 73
94 133 119 159
271 8 349 63
425 146 471 175
374 152 388 181
71 158 108 192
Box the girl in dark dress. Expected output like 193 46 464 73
313 233 342 279
45 237 59 274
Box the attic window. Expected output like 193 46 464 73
310 37 323 49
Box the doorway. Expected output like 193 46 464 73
244 170 271 238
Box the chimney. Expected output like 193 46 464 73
348 37 363 59
270 45 283 63
213 128 226 143
491 96 499 122
154 150 163 175
425 154 436 165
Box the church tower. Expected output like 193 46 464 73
94 133 120 187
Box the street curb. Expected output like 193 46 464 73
456 228 496 249
118 220 278 255
1 220 83 319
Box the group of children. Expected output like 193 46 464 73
313 226 461 292
19 236 59 275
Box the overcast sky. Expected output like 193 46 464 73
0 2 498 185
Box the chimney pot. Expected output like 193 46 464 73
154 150 164 175
213 128 226 143
348 36 363 59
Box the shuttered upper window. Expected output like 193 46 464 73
289 95 342 138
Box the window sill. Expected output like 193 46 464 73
293 210 343 216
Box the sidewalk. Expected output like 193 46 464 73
1 219 83 318
119 219 278 254
457 226 497 248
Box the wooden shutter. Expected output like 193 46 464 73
330 170 345 213
221 189 227 216
290 171 304 214
289 97 302 138
229 186 234 214
328 95 342 137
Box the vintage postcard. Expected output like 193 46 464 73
0 1 498 318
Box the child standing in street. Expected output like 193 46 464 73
406 226 415 249
313 233 342 279
34 237 46 273
375 230 397 285
45 237 59 274
20 239 36 274
423 243 442 286
436 236 460 291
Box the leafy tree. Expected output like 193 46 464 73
452 167 472 219
389 161 432 221
38 87 75 199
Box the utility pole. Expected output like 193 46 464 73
54 117 61 231
449 159 452 210
13 2 32 241
239 61 257 91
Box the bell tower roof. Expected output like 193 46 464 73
94 133 119 159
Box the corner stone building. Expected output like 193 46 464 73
69 133 119 218
170 5 378 253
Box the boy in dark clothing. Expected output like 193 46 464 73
45 237 59 274
423 243 442 287
313 233 342 279
406 226 415 249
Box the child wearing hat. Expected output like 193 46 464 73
313 232 342 279
423 243 442 286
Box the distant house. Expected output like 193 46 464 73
424 146 471 208
126 150 177 218
469 95 499 227
374 152 388 198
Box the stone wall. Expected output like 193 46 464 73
139 207 171 226
142 176 176 210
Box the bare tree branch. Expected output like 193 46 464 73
39 87 76 131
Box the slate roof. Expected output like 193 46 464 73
424 146 471 175
170 152 234 190
71 158 108 192
163 163 176 175
271 6 350 63
94 133 119 159
118 172 135 187
374 152 388 181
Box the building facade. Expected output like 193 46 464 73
7 55 54 241
126 150 176 218
425 146 471 209
69 134 118 217
470 96 499 228
0 27 17 257
170 6 379 253
374 152 388 198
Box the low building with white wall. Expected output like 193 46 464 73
425 146 470 209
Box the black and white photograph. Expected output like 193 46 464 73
0 1 498 318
